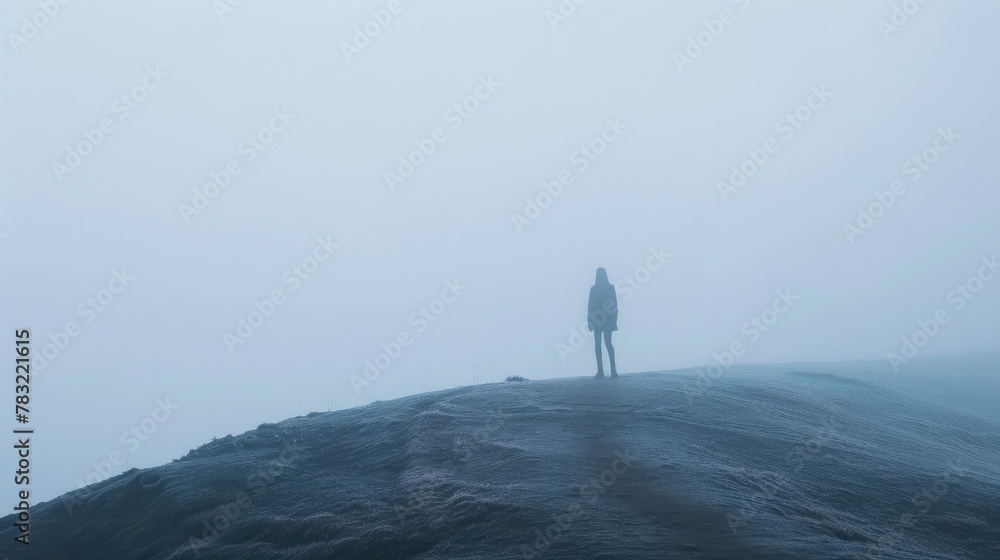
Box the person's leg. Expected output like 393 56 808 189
605 330 617 377
594 329 605 376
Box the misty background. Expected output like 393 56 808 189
1 0 998 502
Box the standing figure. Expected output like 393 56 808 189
588 267 618 378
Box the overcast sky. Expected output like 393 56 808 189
2 0 998 502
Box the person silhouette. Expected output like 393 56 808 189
588 267 618 378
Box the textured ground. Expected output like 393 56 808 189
2 361 999 559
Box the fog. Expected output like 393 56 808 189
1 0 998 502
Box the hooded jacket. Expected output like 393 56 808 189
587 268 618 332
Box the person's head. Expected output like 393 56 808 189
595 267 609 285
